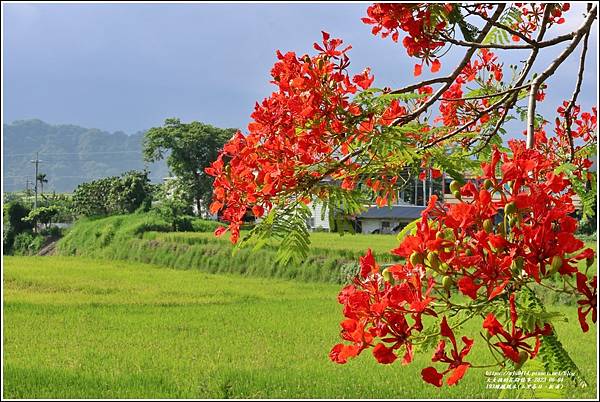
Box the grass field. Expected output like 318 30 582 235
55 213 404 284
3 256 597 399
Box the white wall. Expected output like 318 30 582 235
361 219 383 234
309 201 330 231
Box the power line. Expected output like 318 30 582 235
5 150 143 157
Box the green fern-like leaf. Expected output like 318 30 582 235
520 288 589 388
235 202 312 265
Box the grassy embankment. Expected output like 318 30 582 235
4 256 597 399
56 213 401 283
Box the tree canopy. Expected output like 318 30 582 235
143 118 236 215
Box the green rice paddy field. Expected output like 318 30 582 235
3 256 597 399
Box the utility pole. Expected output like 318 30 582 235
30 152 42 209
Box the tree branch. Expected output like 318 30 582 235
440 83 531 102
526 5 597 149
439 31 575 50
392 4 507 127
564 27 591 161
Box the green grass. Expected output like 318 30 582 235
56 213 402 284
3 256 597 399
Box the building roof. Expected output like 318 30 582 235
358 205 425 220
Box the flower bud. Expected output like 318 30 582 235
382 268 394 284
427 251 440 271
497 222 506 237
410 251 424 266
586 255 595 268
452 190 461 200
483 218 494 233
442 275 453 290
511 256 524 275
504 201 517 215
449 180 461 193
514 351 529 369
548 255 562 275
483 179 493 190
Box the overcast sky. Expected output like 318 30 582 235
3 2 598 134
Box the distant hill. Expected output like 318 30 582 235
3 119 170 193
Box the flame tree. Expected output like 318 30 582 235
207 3 597 389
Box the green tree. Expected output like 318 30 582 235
143 118 236 216
72 170 154 217
2 201 34 253
36 173 48 196
24 206 62 229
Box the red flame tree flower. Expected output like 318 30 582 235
208 3 598 387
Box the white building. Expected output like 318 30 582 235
306 200 331 231
356 204 425 234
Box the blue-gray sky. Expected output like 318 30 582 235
3 2 597 134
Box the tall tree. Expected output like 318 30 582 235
36 173 48 196
143 118 236 215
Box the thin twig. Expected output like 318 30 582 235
526 5 597 149
563 28 591 161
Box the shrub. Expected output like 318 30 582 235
12 233 44 256
3 201 34 254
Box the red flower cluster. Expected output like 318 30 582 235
331 139 596 385
535 104 597 180
362 3 449 76
510 3 569 41
483 293 552 363
329 248 436 366
576 273 597 332
421 316 473 387
438 49 504 127
206 32 382 243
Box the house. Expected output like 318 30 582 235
356 204 425 234
307 201 331 231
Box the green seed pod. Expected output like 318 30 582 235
548 255 563 275
449 180 461 193
452 190 461 200
483 218 494 233
382 268 394 284
504 201 517 215
442 276 453 290
410 251 424 266
483 179 493 190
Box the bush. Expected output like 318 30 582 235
72 170 154 217
40 226 63 238
191 218 223 232
173 216 193 232
3 201 34 254
12 233 44 256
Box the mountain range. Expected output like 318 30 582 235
3 119 170 193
